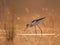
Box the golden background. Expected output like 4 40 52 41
0 0 60 45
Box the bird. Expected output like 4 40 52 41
26 17 46 27
24 17 46 41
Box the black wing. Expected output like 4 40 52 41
32 17 46 22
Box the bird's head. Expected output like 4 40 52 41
26 24 29 27
26 23 32 27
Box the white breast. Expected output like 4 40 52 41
31 21 39 25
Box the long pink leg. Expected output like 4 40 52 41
34 26 37 41
35 26 37 34
37 25 42 37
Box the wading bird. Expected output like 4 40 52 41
24 17 46 35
